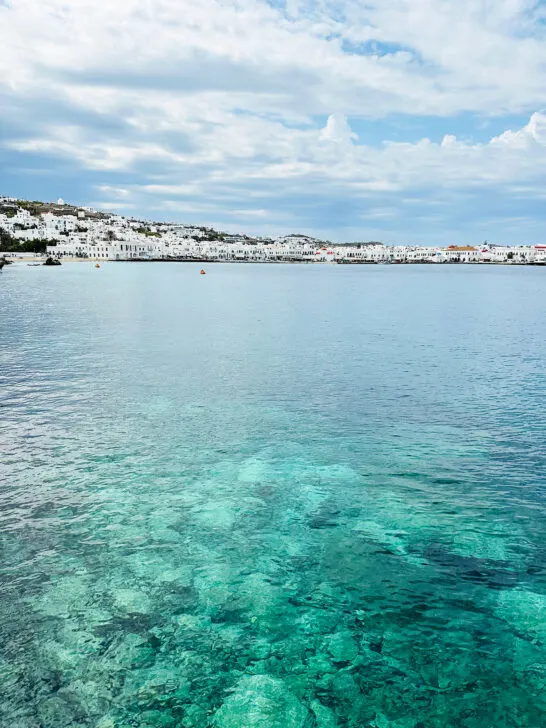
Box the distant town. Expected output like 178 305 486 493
1 195 545 265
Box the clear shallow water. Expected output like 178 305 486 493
1 262 546 728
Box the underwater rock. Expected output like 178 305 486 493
213 624 247 654
59 622 103 657
103 632 156 670
331 671 358 699
36 575 90 618
156 565 194 585
310 700 338 728
521 662 546 705
316 672 334 691
325 631 358 663
121 660 190 709
307 653 336 677
124 551 193 587
194 561 235 615
247 638 272 661
96 718 116 728
37 696 81 727
212 675 310 728
138 674 189 708
40 639 82 676
238 458 270 483
174 613 212 631
270 636 308 665
449 529 511 562
351 520 413 561
371 713 392 728
309 507 341 530
423 543 520 589
183 703 210 727
299 609 339 636
239 572 281 618
247 659 270 675
495 589 546 641
57 679 112 719
112 588 152 614
140 709 177 727
191 501 236 530
151 527 182 543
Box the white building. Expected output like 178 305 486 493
533 245 546 262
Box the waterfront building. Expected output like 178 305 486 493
440 246 480 262
2 196 545 264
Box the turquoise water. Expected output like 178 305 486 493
1 262 546 728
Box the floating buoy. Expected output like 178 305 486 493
95 263 100 268
200 269 206 275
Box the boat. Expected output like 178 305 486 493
44 256 61 266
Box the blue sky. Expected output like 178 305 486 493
2 0 546 243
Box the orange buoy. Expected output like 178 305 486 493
200 269 206 275
95 263 100 268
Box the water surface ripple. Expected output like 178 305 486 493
1 263 546 727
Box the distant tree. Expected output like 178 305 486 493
0 228 16 250
0 229 58 253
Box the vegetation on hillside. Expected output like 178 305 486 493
194 226 227 241
0 228 58 254
136 226 162 237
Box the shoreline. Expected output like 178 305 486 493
81 258 546 266
4 255 546 267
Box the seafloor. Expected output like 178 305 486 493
1 263 545 727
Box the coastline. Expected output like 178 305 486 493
4 254 546 267
4 255 106 264
68 258 546 266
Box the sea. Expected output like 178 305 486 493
1 261 546 728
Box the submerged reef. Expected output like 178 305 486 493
1 452 544 727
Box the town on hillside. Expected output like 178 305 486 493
1 195 545 264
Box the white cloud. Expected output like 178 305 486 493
491 111 546 147
2 0 546 240
320 114 357 144
96 185 130 198
3 0 546 121
7 110 546 208
88 201 135 210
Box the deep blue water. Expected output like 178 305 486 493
1 262 546 728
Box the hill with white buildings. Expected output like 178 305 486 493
1 195 545 264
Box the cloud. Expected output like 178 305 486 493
320 114 357 144
491 111 546 147
96 185 130 198
2 0 546 242
88 201 135 210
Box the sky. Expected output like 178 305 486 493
2 0 546 243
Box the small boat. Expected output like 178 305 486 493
200 269 206 275
44 256 61 266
